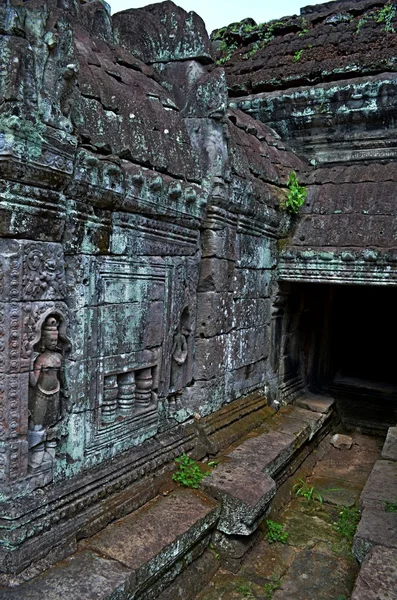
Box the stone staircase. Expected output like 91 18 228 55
0 393 335 600
351 425 397 600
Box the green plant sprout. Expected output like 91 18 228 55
385 499 397 512
266 519 289 544
356 2 396 34
292 478 323 504
172 454 209 488
376 1 396 32
333 506 360 541
264 575 281 599
283 171 307 214
293 49 304 61
236 579 251 596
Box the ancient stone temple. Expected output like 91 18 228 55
0 0 396 597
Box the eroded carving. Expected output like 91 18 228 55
23 244 66 301
28 315 68 470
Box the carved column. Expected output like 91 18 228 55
101 375 118 424
135 368 152 409
117 371 135 415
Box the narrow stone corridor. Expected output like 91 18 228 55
193 432 383 600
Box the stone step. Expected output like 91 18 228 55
202 404 332 536
202 462 276 535
0 489 220 600
294 392 335 414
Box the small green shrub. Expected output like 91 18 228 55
266 519 289 544
376 1 396 32
236 579 251 596
385 499 397 512
172 454 208 488
292 478 323 505
282 171 307 214
293 49 304 61
357 2 396 34
264 575 281 599
333 506 360 541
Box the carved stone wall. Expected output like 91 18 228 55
0 0 301 579
213 0 397 410
2 0 395 583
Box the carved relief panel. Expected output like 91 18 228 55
0 240 69 486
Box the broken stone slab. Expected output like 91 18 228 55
353 508 397 563
0 550 131 600
330 433 353 450
382 426 397 461
359 459 397 511
351 545 397 600
294 393 335 414
202 461 276 535
83 489 220 594
228 431 296 476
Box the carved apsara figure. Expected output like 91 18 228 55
28 315 64 470
170 306 191 399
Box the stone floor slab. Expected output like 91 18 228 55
271 549 357 600
382 426 397 461
314 434 383 486
0 550 131 600
351 545 397 600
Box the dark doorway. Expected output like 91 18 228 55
278 282 397 432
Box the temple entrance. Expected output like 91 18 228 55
277 282 397 432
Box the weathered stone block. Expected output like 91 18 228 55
359 460 397 511
194 336 227 381
0 550 132 600
196 292 233 337
233 268 271 299
202 462 276 535
233 298 271 330
382 427 397 461
201 227 236 260
198 258 235 292
237 234 276 269
229 431 296 477
353 508 397 563
86 489 220 591
228 326 269 370
351 546 397 600
113 2 212 64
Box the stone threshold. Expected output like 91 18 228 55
351 425 397 600
0 393 334 599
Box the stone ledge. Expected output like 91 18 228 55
294 393 335 415
382 426 397 461
351 545 397 600
353 450 397 566
202 463 276 535
0 489 220 600
0 550 131 600
201 399 332 536
358 459 397 512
